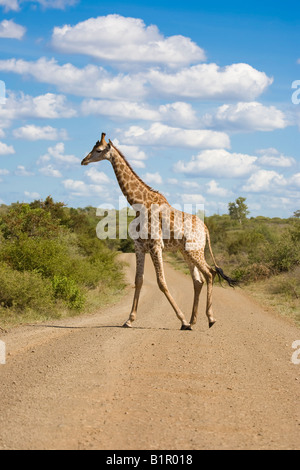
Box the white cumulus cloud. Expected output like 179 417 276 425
256 148 296 168
242 170 287 193
0 141 15 155
174 149 258 178
63 179 105 197
39 165 62 178
0 92 76 124
143 172 163 185
0 0 78 11
13 125 68 141
0 0 19 11
24 190 41 200
111 140 148 169
52 15 205 67
206 180 231 197
179 193 206 205
146 63 272 100
202 102 289 132
34 0 78 8
0 57 273 104
290 173 300 188
15 166 34 176
0 20 26 39
81 100 159 121
121 123 230 149
82 99 198 127
85 167 111 184
38 143 80 166
0 58 146 100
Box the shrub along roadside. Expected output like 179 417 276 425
229 223 300 283
52 275 85 311
0 263 55 313
0 198 126 328
168 213 300 326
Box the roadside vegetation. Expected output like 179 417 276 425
0 197 126 328
168 199 300 326
0 196 299 328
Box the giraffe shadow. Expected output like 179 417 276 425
26 323 177 331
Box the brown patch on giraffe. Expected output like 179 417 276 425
83 134 238 329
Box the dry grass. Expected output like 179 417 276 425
245 268 300 327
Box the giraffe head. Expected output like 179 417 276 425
81 133 113 166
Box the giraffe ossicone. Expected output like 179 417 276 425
81 133 238 330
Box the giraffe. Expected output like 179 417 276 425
81 133 238 330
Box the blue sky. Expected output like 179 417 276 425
0 0 299 217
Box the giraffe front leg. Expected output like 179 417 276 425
123 246 145 328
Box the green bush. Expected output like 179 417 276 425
52 275 85 311
268 267 300 303
290 222 300 243
0 236 74 278
232 262 273 283
271 277 300 300
0 202 62 240
0 263 54 313
226 230 264 256
0 235 122 290
0 199 126 324
265 237 300 273
119 238 135 253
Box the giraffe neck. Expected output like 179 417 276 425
110 145 168 208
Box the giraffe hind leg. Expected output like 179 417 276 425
184 250 217 328
189 265 205 327
182 252 205 327
150 244 191 330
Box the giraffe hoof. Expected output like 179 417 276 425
209 321 216 329
181 324 193 331
123 322 132 328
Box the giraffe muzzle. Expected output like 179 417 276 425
81 156 90 166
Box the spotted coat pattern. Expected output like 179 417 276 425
82 134 218 329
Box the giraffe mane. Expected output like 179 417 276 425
110 142 168 203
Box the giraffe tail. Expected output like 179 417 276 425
214 266 240 288
205 226 239 288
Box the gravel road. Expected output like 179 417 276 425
0 253 299 450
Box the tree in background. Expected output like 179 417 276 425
228 197 249 225
293 210 300 218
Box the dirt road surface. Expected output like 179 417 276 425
0 253 299 450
